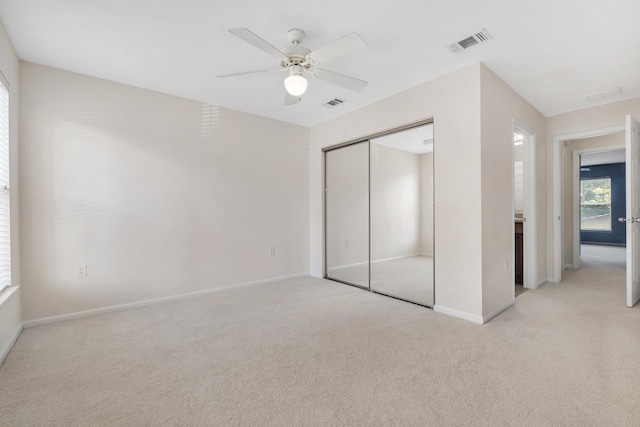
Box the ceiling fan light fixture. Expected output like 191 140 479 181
284 71 308 96
221 28 368 105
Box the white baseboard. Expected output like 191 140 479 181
419 252 434 257
329 253 422 272
23 272 310 328
482 301 514 324
310 272 323 279
564 264 574 270
525 277 548 290
436 301 516 324
372 253 420 264
328 260 369 271
433 304 483 324
0 323 23 367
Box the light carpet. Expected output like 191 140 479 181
327 255 433 306
1 245 639 426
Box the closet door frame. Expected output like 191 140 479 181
323 140 370 290
323 118 435 306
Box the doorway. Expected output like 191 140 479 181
573 145 626 280
513 119 537 296
552 114 640 308
551 125 625 282
324 121 434 307
564 133 625 270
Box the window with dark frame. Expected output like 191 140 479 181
580 177 612 232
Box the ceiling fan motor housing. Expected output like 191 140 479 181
282 30 311 69
287 28 305 45
289 65 304 77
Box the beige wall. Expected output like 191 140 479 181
311 64 484 320
562 132 625 266
479 65 547 316
547 98 640 138
0 17 21 361
371 143 421 261
19 62 310 321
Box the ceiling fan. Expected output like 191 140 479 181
217 28 368 105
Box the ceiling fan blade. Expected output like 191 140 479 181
307 33 367 64
217 67 286 78
314 69 368 92
228 28 288 61
284 91 301 106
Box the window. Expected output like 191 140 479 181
0 75 9 292
580 177 612 231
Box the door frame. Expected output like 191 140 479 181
322 118 435 307
323 141 371 291
513 118 538 289
571 144 625 269
551 125 626 282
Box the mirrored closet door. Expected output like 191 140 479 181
324 122 434 307
370 124 434 306
325 141 369 289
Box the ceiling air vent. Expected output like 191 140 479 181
324 98 345 108
585 87 623 102
448 29 493 53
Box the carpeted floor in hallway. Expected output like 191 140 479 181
0 244 638 426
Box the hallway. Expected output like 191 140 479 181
563 244 626 294
577 243 626 271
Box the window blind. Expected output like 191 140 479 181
0 78 10 292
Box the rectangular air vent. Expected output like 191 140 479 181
585 87 623 102
324 98 345 108
448 29 493 53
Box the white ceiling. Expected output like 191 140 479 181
1 0 639 127
373 124 434 154
581 149 626 166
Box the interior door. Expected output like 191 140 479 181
626 114 640 307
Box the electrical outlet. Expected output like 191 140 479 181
268 246 275 256
345 240 349 247
77 265 87 277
